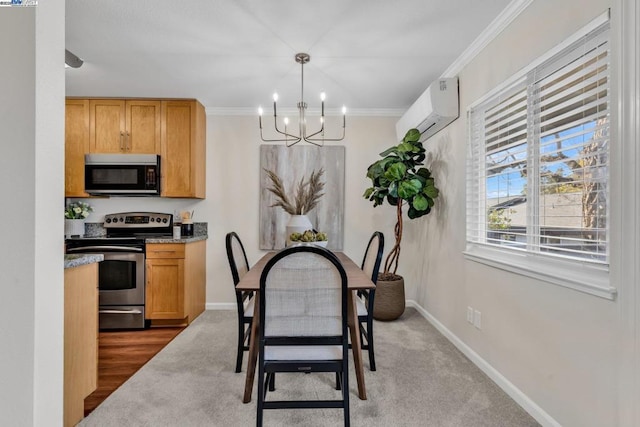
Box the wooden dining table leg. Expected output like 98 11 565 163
348 290 367 400
242 292 260 403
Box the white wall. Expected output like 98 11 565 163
402 0 621 426
0 1 65 425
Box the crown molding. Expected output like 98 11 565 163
205 106 404 117
441 0 533 78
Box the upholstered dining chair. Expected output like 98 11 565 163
257 245 350 427
356 231 384 371
225 232 255 373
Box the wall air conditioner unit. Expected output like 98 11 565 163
395 77 459 142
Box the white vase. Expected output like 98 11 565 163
286 215 313 246
65 219 85 238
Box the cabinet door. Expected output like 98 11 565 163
65 99 90 197
126 100 161 154
89 99 126 153
161 100 206 198
185 240 206 322
64 263 98 427
145 258 185 320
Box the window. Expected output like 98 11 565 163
466 14 615 299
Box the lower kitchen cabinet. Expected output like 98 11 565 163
64 262 98 427
145 240 206 326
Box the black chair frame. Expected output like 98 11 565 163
257 245 350 427
225 232 254 373
356 231 384 371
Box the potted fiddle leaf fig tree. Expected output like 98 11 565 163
363 128 439 320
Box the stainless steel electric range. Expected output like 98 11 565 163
65 212 173 330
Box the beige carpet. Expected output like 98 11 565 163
79 308 539 426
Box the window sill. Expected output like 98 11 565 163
463 244 616 300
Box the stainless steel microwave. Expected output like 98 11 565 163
85 154 161 196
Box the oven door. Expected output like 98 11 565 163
96 250 145 306
66 245 146 329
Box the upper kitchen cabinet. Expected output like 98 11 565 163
65 99 90 197
161 100 206 198
89 99 161 154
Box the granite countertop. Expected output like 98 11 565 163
145 234 208 244
64 254 104 269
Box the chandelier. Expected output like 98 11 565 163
258 53 346 147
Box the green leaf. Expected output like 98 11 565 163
397 179 421 199
379 146 399 157
388 181 398 198
404 128 421 143
412 194 428 211
416 168 431 179
407 206 419 219
424 185 439 198
396 142 414 154
363 188 374 199
385 162 406 181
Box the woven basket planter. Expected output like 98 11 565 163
373 276 405 321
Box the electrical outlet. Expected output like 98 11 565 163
466 306 474 323
473 309 482 329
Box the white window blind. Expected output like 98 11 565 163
467 19 610 268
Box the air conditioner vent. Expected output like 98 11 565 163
396 77 459 141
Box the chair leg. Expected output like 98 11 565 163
342 363 350 427
336 372 341 390
367 318 376 371
257 362 265 427
268 372 275 391
235 317 244 373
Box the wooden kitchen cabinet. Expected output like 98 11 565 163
65 99 90 197
145 240 206 326
161 100 206 198
65 97 205 198
64 262 98 427
89 99 161 154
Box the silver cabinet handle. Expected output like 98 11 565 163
99 309 143 314
120 131 125 151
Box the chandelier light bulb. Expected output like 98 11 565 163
284 117 289 126
320 92 326 101
258 107 263 116
342 106 347 115
273 93 279 102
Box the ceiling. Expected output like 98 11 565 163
65 0 511 115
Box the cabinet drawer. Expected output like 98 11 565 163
146 243 185 259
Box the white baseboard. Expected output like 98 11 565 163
405 300 561 427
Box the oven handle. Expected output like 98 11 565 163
99 309 143 315
67 245 144 253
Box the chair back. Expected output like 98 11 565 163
361 231 384 284
260 245 348 340
226 232 250 285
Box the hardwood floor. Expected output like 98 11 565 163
84 327 184 416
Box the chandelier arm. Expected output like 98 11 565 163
305 115 346 142
302 139 324 147
273 120 302 141
259 116 302 143
286 139 301 147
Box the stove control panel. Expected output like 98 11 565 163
103 212 173 229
